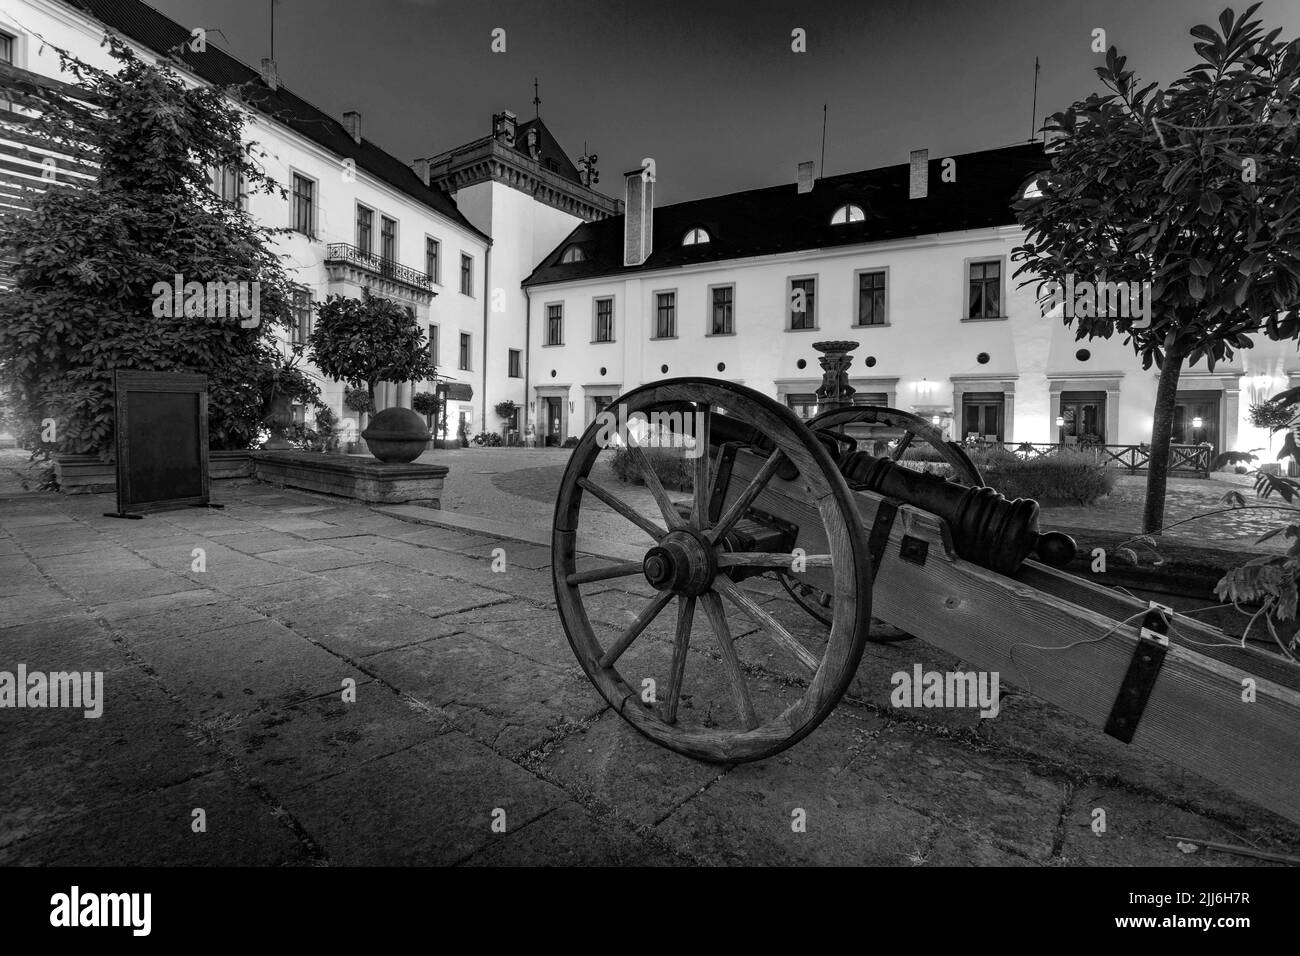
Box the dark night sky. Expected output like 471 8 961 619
148 0 1300 206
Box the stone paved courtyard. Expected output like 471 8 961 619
2 460 1298 866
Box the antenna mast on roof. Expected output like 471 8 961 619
533 78 541 119
1030 56 1040 142
820 103 827 177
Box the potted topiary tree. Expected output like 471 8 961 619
343 385 375 454
413 391 442 448
308 291 437 462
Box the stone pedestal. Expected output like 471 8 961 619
813 340 860 410
251 451 448 507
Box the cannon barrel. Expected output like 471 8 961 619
840 451 1076 575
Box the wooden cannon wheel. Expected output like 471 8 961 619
808 404 984 487
780 404 984 638
551 378 873 763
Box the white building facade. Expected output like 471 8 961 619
523 146 1299 458
2 0 491 441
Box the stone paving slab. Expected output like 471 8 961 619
2 479 1298 866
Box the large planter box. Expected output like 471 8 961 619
209 450 254 480
53 455 116 495
56 450 256 494
251 451 448 507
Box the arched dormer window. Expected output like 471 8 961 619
830 204 865 225
682 227 710 246
1019 174 1045 200
559 245 587 264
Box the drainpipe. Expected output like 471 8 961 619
523 285 532 438
481 245 491 433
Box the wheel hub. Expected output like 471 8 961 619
643 529 716 596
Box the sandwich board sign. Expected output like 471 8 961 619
108 370 211 517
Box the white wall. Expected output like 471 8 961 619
528 224 1299 452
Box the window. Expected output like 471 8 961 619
380 216 397 276
508 349 522 378
545 304 563 346
0 32 13 63
290 289 312 345
291 173 315 237
459 332 471 370
425 237 441 284
789 277 817 329
428 323 439 366
560 245 586 263
355 204 373 255
710 285 734 335
654 292 676 338
831 204 865 225
682 227 710 245
786 393 819 420
460 253 473 295
856 270 887 326
594 298 614 342
968 259 1002 319
212 164 242 206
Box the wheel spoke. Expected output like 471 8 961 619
661 595 695 723
716 552 833 570
578 477 666 541
708 450 783 544
691 406 712 529
892 430 915 461
625 430 687 530
566 561 645 586
599 590 674 668
714 576 819 673
701 591 758 730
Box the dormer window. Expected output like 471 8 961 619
1020 175 1045 200
830 204 865 225
682 227 710 246
560 245 587 264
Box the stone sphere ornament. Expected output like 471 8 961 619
361 407 432 463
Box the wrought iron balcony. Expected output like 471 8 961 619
324 243 432 292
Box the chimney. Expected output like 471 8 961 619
259 57 278 91
908 149 928 200
493 110 518 146
413 158 430 187
623 167 654 267
343 110 362 144
797 160 816 194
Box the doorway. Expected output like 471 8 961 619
544 397 563 446
1173 390 1219 450
962 392 1005 442
1059 390 1106 444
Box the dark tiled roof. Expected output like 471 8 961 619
58 0 488 241
524 143 1046 286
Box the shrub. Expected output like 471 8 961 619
899 443 949 462
473 431 503 447
344 387 375 413
974 447 1117 504
561 436 580 448
610 445 692 490
412 391 441 417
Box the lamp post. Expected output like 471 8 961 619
1192 415 1203 444
1056 415 1065 446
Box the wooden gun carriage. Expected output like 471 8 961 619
550 377 1300 826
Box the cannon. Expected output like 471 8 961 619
550 377 1300 825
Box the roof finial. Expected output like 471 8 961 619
533 77 541 119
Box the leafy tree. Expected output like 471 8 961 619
0 38 297 455
308 291 435 408
1013 4 1300 533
